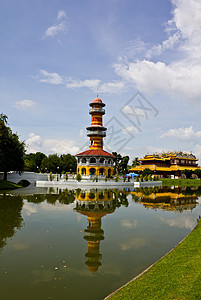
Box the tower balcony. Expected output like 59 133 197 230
89 108 105 115
87 130 106 137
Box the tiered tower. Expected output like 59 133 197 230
76 97 114 178
74 190 115 272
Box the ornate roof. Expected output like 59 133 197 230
75 149 115 157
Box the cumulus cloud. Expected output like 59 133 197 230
121 219 138 228
120 237 147 251
44 10 67 38
57 10 67 20
114 0 201 104
44 22 67 38
39 70 63 85
38 70 126 94
15 99 36 110
160 215 197 230
161 126 201 141
25 133 79 155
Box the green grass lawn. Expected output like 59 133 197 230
162 178 201 187
109 219 201 300
0 180 22 190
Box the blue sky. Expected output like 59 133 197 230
1 0 201 163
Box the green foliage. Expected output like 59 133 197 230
40 153 77 173
0 114 26 180
112 153 130 174
140 174 143 182
182 169 193 179
132 157 140 167
143 175 148 181
147 174 152 181
0 180 22 190
65 172 68 181
24 152 46 172
142 168 153 177
104 175 108 182
194 168 201 179
76 173 82 182
135 176 139 182
114 175 119 182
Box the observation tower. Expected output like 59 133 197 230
76 97 114 178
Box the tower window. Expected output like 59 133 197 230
90 140 94 146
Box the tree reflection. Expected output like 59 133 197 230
0 195 24 251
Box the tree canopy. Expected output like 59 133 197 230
0 114 26 180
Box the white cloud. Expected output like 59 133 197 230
121 219 138 228
160 215 197 230
39 70 63 85
194 144 201 163
114 0 201 104
161 126 201 141
120 237 147 251
66 78 101 90
25 133 79 155
57 10 67 20
44 22 67 38
38 70 126 94
15 99 36 110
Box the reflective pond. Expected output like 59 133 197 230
0 186 201 300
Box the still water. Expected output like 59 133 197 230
0 186 201 300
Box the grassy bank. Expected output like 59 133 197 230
0 180 22 190
109 219 201 300
162 178 201 187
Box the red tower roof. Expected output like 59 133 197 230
93 97 102 103
76 149 115 157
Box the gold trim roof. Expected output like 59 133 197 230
140 151 197 161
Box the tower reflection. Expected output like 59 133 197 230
74 190 115 272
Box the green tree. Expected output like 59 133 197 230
142 168 153 177
119 156 130 174
132 157 140 167
194 169 201 179
24 152 46 172
112 152 122 174
76 173 82 182
0 114 26 180
182 169 193 179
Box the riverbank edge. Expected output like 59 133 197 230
105 218 201 299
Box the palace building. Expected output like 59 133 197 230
129 151 199 178
76 97 115 178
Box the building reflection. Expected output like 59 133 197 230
130 186 199 212
74 190 115 273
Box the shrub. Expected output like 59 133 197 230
147 174 152 181
144 175 148 181
65 172 68 181
140 174 143 182
114 175 119 182
104 175 108 182
136 176 139 182
76 173 82 182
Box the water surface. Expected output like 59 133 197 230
0 186 201 300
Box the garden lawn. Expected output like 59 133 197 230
0 180 22 190
162 178 201 187
109 219 201 300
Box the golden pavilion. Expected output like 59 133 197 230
129 151 199 178
76 97 115 178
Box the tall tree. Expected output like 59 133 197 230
0 114 26 180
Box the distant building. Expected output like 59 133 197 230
129 151 199 178
76 97 115 178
